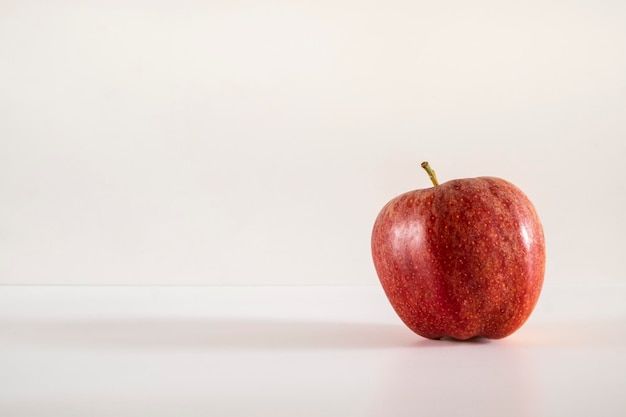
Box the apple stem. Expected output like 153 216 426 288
421 161 439 187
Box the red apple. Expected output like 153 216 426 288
371 162 545 340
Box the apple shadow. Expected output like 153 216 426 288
407 335 493 349
5 317 618 351
0 317 419 351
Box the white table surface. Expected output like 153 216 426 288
1 284 625 417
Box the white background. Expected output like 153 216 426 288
1 285 625 417
1 4 625 415
1 0 625 285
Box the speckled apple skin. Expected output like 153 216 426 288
371 177 545 340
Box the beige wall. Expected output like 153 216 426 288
1 0 624 284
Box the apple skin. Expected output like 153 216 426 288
371 175 545 340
